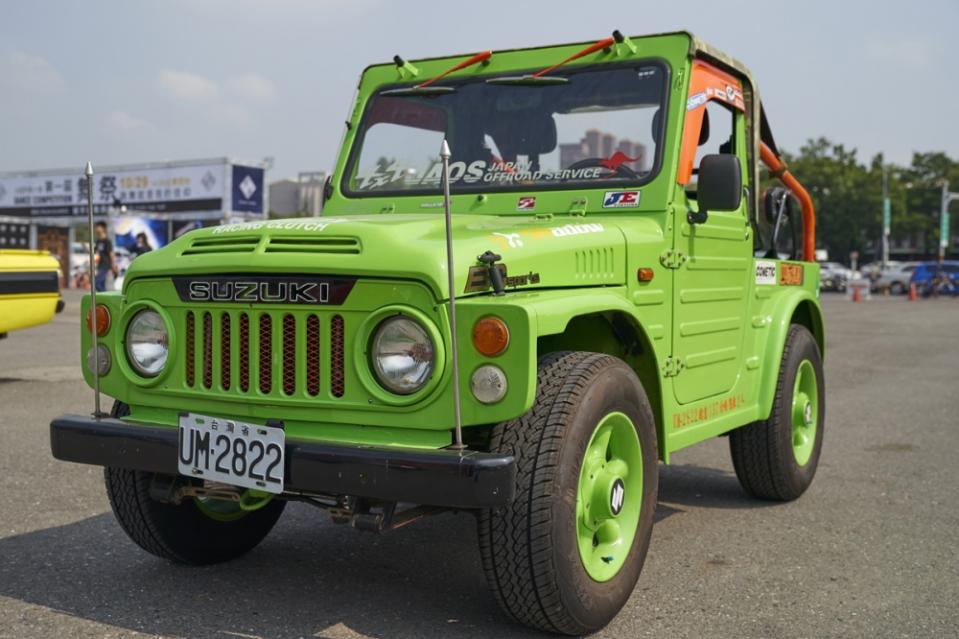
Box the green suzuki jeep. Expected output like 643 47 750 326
52 31 824 635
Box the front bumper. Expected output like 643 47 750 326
50 415 515 509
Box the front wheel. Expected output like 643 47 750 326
729 324 825 501
478 352 658 635
105 468 286 564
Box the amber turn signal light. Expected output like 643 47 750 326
86 304 111 337
472 316 509 357
637 267 655 282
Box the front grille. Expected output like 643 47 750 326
185 311 195 386
282 314 296 395
220 313 231 391
182 309 346 399
306 315 320 396
238 314 250 392
259 315 272 394
331 315 345 398
202 312 213 390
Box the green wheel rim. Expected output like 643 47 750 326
575 411 643 582
791 359 819 466
193 497 248 522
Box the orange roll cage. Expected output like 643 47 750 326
759 142 816 262
679 59 817 262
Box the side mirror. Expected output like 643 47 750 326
688 154 742 224
321 175 333 209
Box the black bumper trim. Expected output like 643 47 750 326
50 415 515 509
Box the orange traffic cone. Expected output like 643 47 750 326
908 283 918 301
852 285 862 302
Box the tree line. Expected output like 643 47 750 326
780 138 958 263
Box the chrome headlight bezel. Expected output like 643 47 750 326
124 308 170 378
369 314 436 395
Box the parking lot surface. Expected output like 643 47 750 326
1 291 957 638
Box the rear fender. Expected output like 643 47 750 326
757 290 825 421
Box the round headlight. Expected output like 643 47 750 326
125 310 169 377
370 315 435 394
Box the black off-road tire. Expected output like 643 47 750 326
104 402 285 565
478 352 658 635
729 325 825 501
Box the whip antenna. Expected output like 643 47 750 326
440 140 465 450
84 162 103 418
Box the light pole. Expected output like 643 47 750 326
940 180 958 263
881 164 890 268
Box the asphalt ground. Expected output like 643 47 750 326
0 290 957 639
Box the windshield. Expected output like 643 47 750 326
344 62 668 196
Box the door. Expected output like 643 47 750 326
671 63 752 405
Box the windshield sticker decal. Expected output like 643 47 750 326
602 191 640 208
755 260 777 285
355 159 607 191
517 197 536 211
600 152 642 172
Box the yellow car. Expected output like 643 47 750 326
0 249 63 338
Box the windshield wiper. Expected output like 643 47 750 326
486 75 569 86
383 50 493 97
381 85 456 96
492 33 616 86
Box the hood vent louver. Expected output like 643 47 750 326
180 234 361 257
264 236 361 255
574 247 615 280
181 236 259 256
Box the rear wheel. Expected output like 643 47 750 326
478 352 658 635
890 281 905 295
729 325 824 500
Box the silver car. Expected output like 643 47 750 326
871 262 919 295
818 262 851 292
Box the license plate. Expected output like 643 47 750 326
177 413 285 494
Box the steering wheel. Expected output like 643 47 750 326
567 157 641 180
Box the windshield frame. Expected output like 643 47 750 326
340 58 671 199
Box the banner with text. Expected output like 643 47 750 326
0 162 226 218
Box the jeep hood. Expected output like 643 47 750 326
125 214 656 299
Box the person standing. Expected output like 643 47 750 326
130 232 153 258
93 221 117 292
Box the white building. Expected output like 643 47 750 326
269 171 327 217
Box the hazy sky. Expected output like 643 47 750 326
2 0 955 180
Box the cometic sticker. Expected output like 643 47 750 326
755 260 777 285
517 196 536 210
602 191 640 208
